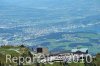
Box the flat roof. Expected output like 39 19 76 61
72 48 88 53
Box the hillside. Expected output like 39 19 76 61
0 45 100 66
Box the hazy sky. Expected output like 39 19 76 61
1 0 99 8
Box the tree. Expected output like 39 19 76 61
0 61 1 66
20 45 25 48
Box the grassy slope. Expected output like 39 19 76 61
0 46 100 66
